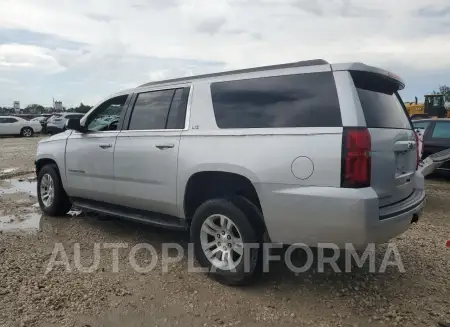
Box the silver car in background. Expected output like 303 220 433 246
35 59 425 285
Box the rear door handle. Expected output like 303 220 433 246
99 143 112 149
155 144 175 150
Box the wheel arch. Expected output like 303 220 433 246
36 158 72 216
182 169 267 236
35 158 61 177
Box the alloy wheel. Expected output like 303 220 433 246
23 128 32 137
40 173 55 207
200 214 244 270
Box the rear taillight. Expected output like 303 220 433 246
341 128 371 188
415 132 420 170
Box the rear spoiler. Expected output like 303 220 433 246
331 63 405 90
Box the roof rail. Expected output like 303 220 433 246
139 59 329 87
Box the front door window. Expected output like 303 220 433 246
85 95 128 132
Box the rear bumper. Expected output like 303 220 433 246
259 172 425 248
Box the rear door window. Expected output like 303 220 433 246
210 72 341 128
128 87 190 130
166 88 190 129
128 90 175 130
431 122 450 139
352 71 411 130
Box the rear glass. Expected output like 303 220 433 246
352 71 411 130
210 72 342 129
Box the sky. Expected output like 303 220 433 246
0 0 450 108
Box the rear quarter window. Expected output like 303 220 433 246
210 72 342 128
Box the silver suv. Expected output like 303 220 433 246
35 59 425 284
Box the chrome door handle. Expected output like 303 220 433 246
99 143 112 149
155 144 175 150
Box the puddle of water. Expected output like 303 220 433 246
0 212 42 234
0 176 82 234
0 178 37 197
1 176 41 234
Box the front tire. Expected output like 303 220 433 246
190 197 263 286
37 165 72 216
21 127 33 137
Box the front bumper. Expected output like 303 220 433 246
258 173 425 248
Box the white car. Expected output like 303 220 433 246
0 116 42 137
46 113 84 134
30 116 50 124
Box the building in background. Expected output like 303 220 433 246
54 101 63 111
13 101 20 113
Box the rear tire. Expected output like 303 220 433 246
190 197 263 286
20 127 33 137
37 165 72 216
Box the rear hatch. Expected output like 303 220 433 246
352 71 417 207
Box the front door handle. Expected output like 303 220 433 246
155 144 175 150
99 143 112 149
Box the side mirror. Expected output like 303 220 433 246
66 118 85 132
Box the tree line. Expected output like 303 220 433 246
0 103 93 114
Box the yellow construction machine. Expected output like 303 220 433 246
405 94 450 120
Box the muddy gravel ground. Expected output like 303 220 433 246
0 136 46 177
0 137 449 327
